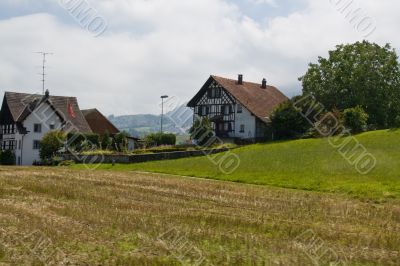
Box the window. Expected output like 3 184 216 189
216 88 222 98
18 140 22 150
240 124 245 133
221 105 232 115
202 106 209 116
33 140 41 150
208 87 222 99
237 104 243 113
50 124 55 130
9 140 15 150
34 124 42 133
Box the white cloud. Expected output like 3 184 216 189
247 0 277 7
0 0 399 115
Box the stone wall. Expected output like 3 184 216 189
63 148 229 164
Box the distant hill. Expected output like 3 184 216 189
108 105 193 139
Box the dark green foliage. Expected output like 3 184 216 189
0 150 15 165
101 131 112 150
67 133 100 148
40 131 66 160
343 106 369 133
300 41 400 128
393 115 400 128
271 99 311 139
189 117 214 146
145 133 176 147
114 131 130 152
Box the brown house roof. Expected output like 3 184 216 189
1 91 92 133
188 75 288 122
82 108 120 135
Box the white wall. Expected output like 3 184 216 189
15 102 63 165
234 104 256 139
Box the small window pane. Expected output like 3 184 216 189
33 140 41 150
34 124 42 133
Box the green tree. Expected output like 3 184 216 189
342 106 369 133
189 117 214 146
101 131 112 150
145 132 176 147
40 131 66 160
114 131 130 152
299 41 400 128
271 99 311 139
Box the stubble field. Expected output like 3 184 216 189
0 167 399 265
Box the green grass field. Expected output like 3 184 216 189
74 129 400 201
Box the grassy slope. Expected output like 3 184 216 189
75 130 400 201
0 168 399 265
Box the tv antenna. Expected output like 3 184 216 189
35 52 53 95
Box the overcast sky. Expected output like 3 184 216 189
0 0 399 115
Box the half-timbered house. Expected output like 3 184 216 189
187 75 288 141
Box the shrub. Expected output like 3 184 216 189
343 106 369 133
271 100 311 140
145 133 176 147
40 131 66 160
0 150 15 165
393 115 400 128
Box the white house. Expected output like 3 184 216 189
187 75 288 141
0 90 92 165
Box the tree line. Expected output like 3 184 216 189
271 41 400 140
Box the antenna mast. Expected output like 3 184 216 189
35 52 53 95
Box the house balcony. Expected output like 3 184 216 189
1 133 16 140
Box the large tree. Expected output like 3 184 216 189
299 41 400 128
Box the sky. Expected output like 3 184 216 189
0 0 399 115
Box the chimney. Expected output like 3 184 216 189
45 89 50 98
238 74 243 85
261 78 267 89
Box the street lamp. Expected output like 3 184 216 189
160 95 169 133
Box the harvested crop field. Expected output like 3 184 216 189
0 167 399 265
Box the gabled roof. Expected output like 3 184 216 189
1 92 92 133
81 108 120 135
188 75 288 122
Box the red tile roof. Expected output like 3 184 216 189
188 75 288 122
81 108 120 135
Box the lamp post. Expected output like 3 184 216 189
160 95 169 133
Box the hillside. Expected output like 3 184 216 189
86 129 400 201
0 168 398 265
108 105 193 138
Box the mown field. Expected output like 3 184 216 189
0 167 399 265
77 129 400 202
